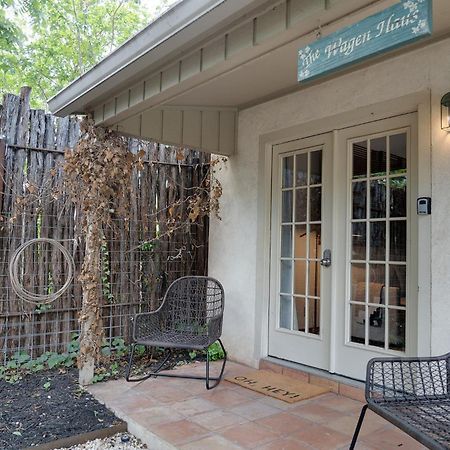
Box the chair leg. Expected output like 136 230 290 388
350 404 368 450
125 345 171 382
206 339 227 390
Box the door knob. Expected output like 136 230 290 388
320 249 331 267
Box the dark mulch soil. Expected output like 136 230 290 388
0 369 121 450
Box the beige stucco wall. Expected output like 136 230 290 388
209 37 450 367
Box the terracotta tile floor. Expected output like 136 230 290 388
88 361 426 450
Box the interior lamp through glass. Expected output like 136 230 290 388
441 93 450 130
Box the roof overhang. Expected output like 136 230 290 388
49 0 450 156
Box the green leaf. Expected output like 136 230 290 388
12 431 22 436
43 381 51 390
6 360 17 369
135 345 146 356
32 364 44 372
111 337 125 348
47 354 65 369
13 351 30 364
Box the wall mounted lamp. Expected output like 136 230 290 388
441 93 450 130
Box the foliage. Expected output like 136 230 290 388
207 341 225 361
0 1 178 108
0 334 142 384
188 341 225 362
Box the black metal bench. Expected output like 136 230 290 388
350 353 450 449
125 276 227 390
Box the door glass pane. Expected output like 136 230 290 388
294 297 306 332
280 295 292 329
280 260 292 294
296 153 308 186
368 264 385 305
282 190 293 223
348 129 408 353
310 187 321 221
389 309 406 351
309 224 321 259
353 141 367 179
350 304 366 344
352 181 367 219
295 188 307 222
368 306 385 348
351 263 366 303
309 299 320 335
370 221 386 261
370 137 387 176
294 260 306 296
390 221 407 261
282 156 294 188
389 265 406 306
294 225 307 258
281 225 292 258
310 151 322 184
370 179 386 218
352 223 366 260
309 260 320 297
390 133 407 174
390 177 407 218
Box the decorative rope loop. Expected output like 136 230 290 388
9 238 74 304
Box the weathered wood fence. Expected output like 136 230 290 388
0 87 209 360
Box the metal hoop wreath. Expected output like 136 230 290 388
9 238 74 304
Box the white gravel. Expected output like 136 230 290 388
56 432 147 449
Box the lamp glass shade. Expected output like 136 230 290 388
441 93 450 130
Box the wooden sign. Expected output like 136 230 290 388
298 0 432 82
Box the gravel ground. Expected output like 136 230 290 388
56 432 147 449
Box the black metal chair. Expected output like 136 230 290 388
350 353 450 450
126 276 227 390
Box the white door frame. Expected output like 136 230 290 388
255 91 431 374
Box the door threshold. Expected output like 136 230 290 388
260 356 365 403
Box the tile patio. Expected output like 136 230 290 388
88 361 426 450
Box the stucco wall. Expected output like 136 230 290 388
209 37 450 366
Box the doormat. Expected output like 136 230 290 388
226 370 330 403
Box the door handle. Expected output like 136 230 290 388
320 249 331 267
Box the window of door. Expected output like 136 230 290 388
348 130 408 353
279 148 323 336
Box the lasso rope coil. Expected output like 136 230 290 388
9 238 75 304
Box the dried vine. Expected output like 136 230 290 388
64 118 141 376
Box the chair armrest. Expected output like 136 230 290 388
366 353 450 403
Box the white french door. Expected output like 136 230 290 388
268 114 418 380
268 134 332 370
333 114 418 380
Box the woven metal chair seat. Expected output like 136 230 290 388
370 398 450 448
351 352 450 450
136 330 212 350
